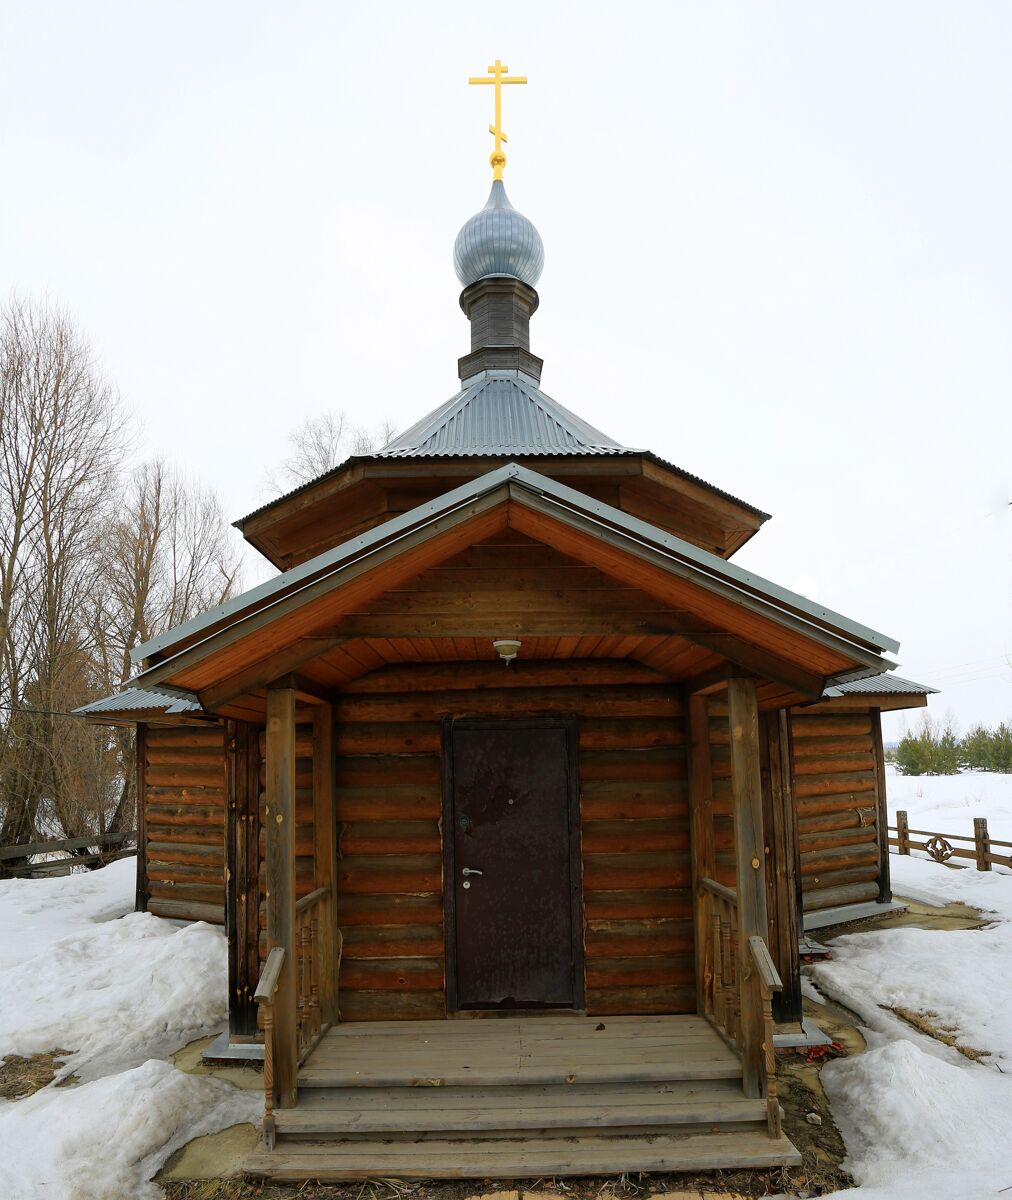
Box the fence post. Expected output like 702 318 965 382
897 810 910 855
974 817 991 872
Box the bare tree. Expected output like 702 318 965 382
0 296 126 848
89 459 243 832
267 412 397 494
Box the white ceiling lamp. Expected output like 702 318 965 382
492 638 522 665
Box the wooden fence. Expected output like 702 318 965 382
888 811 1012 871
0 831 137 878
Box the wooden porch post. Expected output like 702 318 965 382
870 707 893 902
687 693 715 1015
313 703 339 1025
727 677 770 1098
265 682 298 1108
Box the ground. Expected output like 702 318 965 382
2 770 1012 1199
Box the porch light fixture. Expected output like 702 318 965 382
492 638 522 665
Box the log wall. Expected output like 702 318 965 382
790 708 886 913
141 722 227 924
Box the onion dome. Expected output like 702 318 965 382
453 180 545 288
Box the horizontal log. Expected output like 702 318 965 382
335 686 684 723
790 715 872 737
145 822 224 847
584 918 694 958
340 820 442 856
797 807 877 835
585 985 695 1016
582 852 691 892
145 803 224 827
335 786 441 822
144 745 225 768
144 765 225 789
337 854 442 895
796 793 880 818
336 755 441 787
580 819 689 854
798 827 878 854
586 956 695 988
579 719 685 751
339 957 445 991
793 771 877 799
147 841 224 867
791 734 873 757
802 881 881 912
145 727 224 750
147 862 224 887
800 843 880 874
337 893 444 926
793 754 874 776
338 990 445 1022
579 748 687 782
340 924 444 959
149 880 224 906
335 723 440 756
582 889 693 921
148 897 224 924
803 865 880 893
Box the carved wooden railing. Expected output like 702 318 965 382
255 886 341 1151
295 886 331 1063
698 877 783 1138
747 934 784 1138
699 877 740 1047
253 946 285 1151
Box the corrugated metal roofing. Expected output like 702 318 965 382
823 673 937 698
75 687 203 716
377 373 634 458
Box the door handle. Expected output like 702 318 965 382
462 868 483 876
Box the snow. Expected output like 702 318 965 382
0 1059 260 1200
886 765 1012 842
813 771 1012 1199
0 859 257 1199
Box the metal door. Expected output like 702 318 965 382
444 719 582 1010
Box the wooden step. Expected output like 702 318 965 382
244 1130 803 1181
276 1078 769 1137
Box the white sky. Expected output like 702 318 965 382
1 2 1009 736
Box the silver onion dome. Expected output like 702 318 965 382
453 180 545 288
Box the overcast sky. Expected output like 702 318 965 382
1 2 1009 736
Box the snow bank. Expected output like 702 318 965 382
822 1040 1012 1199
0 1058 260 1200
0 857 228 1080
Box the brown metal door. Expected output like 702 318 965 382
445 719 582 1010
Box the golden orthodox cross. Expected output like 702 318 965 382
469 59 527 181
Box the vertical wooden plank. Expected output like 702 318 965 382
266 683 298 1107
762 711 802 1025
727 676 768 1098
226 721 259 1038
225 720 241 1034
313 704 339 1024
897 810 910 855
134 724 148 913
687 693 714 1015
870 708 893 902
245 724 263 1014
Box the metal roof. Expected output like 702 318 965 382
74 687 204 717
822 673 937 698
454 181 544 288
377 372 634 458
134 462 899 677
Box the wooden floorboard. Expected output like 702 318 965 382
245 1131 803 1180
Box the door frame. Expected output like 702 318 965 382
441 715 585 1014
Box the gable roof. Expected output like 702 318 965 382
128 463 898 710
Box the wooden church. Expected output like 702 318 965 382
78 64 934 1182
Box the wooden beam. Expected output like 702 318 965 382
135 724 148 913
727 677 769 1098
687 693 714 1016
313 704 339 1025
199 638 348 711
761 710 803 1026
870 707 892 903
685 664 740 696
265 683 298 1107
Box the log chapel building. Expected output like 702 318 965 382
78 65 934 1180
